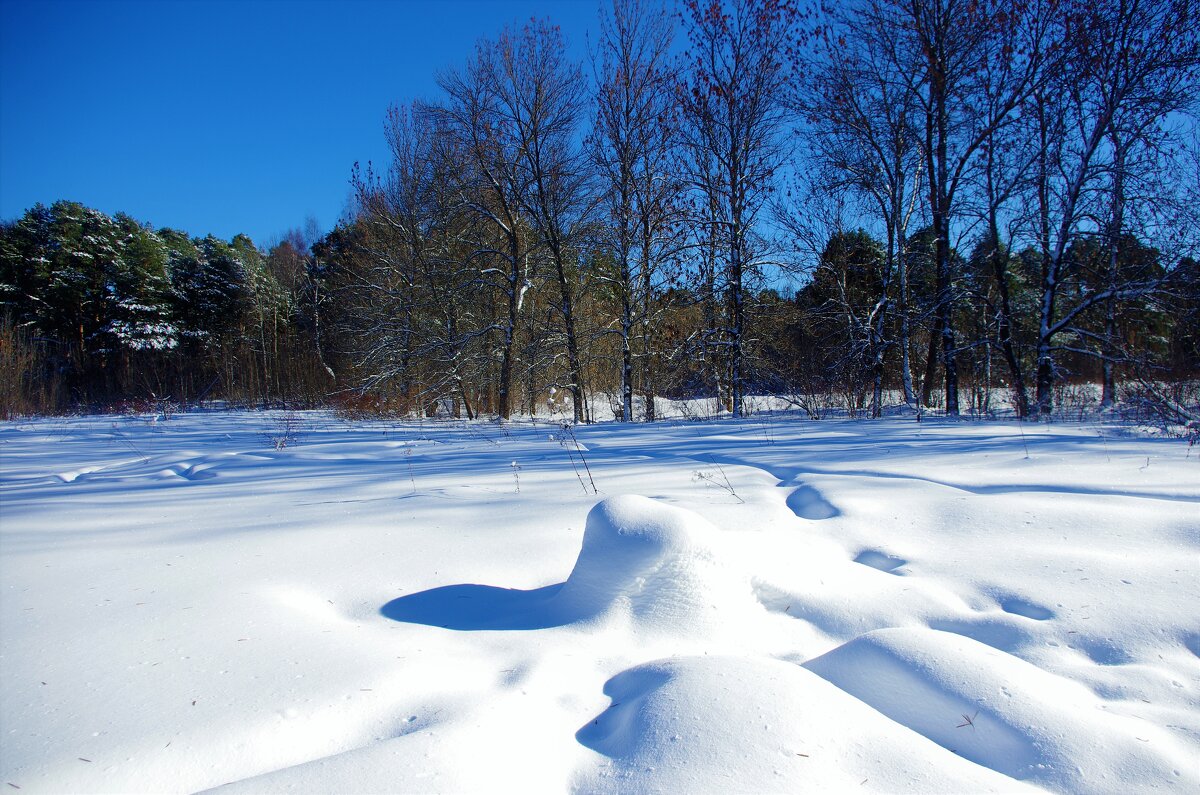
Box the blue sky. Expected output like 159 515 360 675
0 0 599 246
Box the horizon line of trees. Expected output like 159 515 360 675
3 0 1199 422
0 199 333 414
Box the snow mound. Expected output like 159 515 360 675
804 627 1198 792
574 655 1033 793
382 495 762 636
554 495 761 635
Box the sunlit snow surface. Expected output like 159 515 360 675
1 408 1197 793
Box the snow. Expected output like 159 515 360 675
0 408 1197 793
805 627 1196 791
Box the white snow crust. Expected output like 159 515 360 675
1 408 1197 793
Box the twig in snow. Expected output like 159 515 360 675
1096 428 1111 463
261 410 307 450
756 402 776 446
556 422 597 494
692 458 743 503
109 422 148 463
1016 415 1030 460
460 419 500 447
956 710 978 729
404 446 416 493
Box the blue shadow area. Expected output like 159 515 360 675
786 484 841 519
380 582 566 630
575 665 674 756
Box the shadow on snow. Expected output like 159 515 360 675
380 582 567 630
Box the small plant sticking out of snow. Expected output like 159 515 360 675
151 394 176 422
109 421 149 463
117 394 177 424
262 411 307 451
546 386 561 418
405 445 417 494
510 460 521 494
556 422 597 494
692 459 743 503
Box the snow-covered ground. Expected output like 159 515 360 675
1 408 1197 793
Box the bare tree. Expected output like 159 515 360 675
404 107 496 417
483 19 596 423
350 106 441 404
432 46 537 420
800 0 926 415
678 0 799 417
958 3 1064 418
592 0 681 421
1025 0 1199 417
895 0 1048 416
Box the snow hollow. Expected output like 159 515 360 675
1 409 1197 793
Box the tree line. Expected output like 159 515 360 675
0 200 332 413
3 0 1198 421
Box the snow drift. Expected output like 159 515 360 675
804 627 1199 792
383 495 764 638
574 654 1035 793
2 410 1197 793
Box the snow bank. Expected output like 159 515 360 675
805 627 1199 791
574 655 1034 793
381 495 764 638
554 495 762 636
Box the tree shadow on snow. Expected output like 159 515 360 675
380 582 568 630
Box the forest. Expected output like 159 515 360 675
2 0 1198 422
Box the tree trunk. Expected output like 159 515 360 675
497 236 523 422
897 235 916 406
871 357 884 418
622 327 633 422
934 216 958 416
925 10 958 418
990 241 1029 417
620 238 634 423
1101 138 1125 409
729 231 745 418
550 241 585 424
920 327 939 409
640 244 656 422
1034 91 1056 419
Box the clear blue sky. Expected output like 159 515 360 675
0 0 599 246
